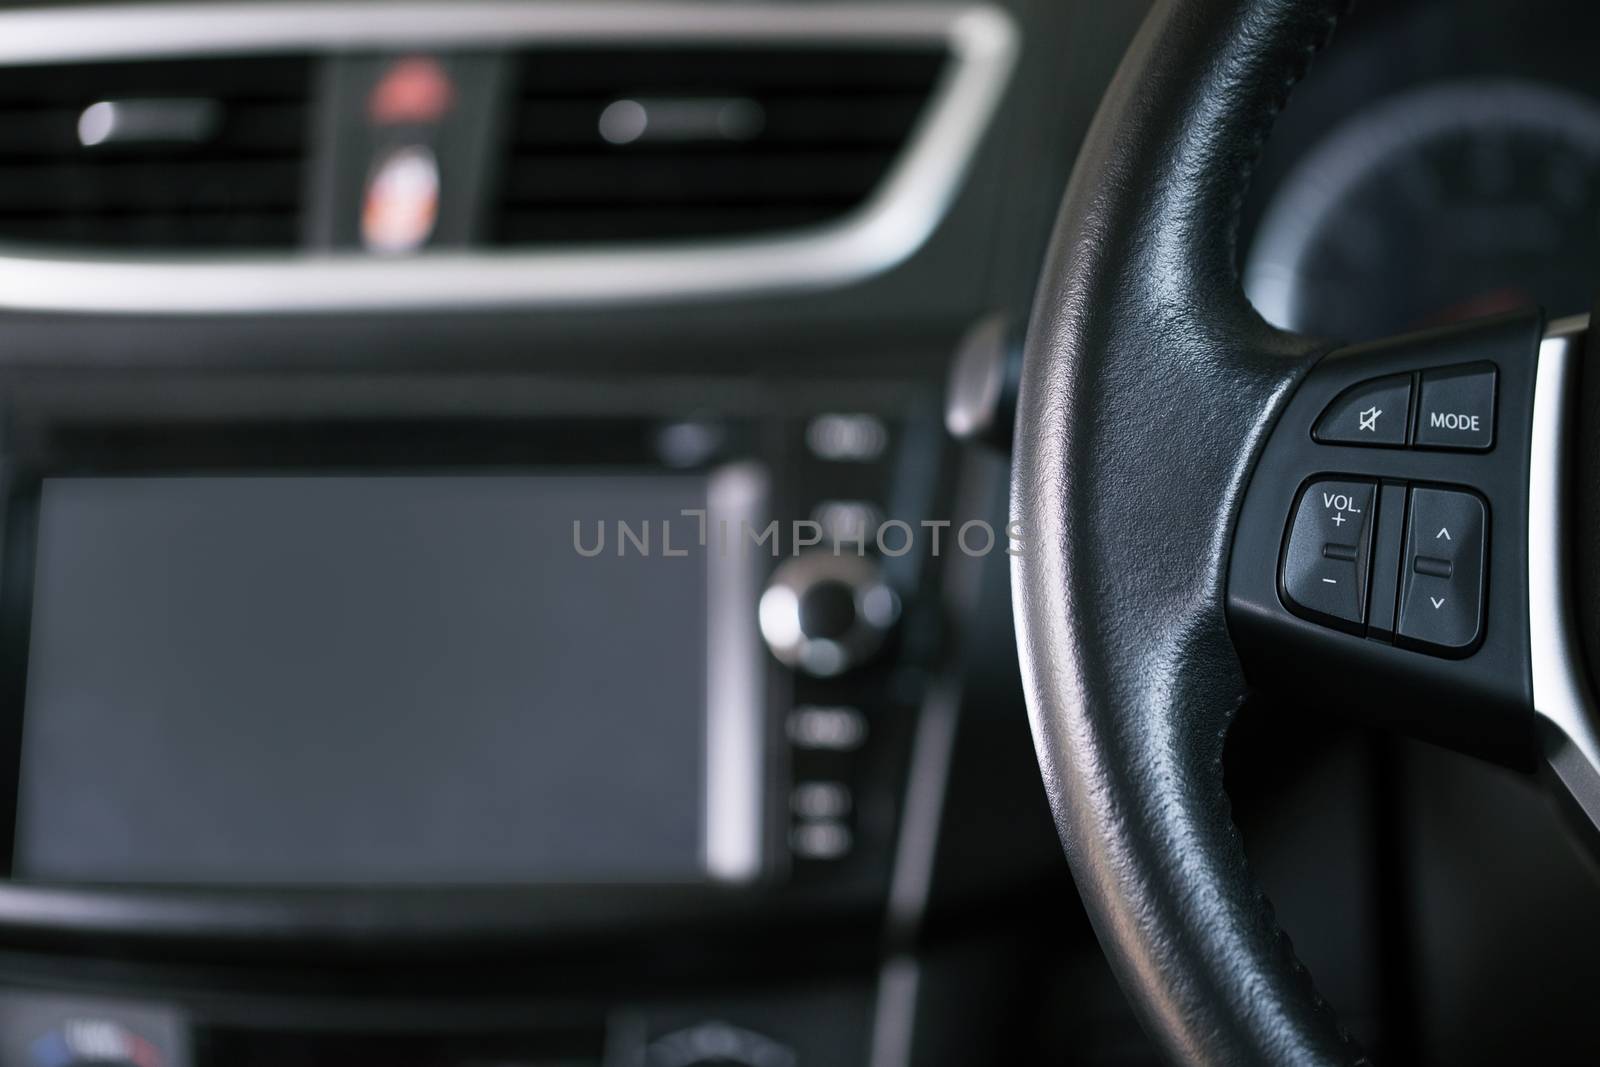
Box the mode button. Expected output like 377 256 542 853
1414 363 1495 451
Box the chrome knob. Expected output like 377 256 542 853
758 553 899 676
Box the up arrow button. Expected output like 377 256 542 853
1398 487 1487 654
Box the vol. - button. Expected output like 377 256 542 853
1281 479 1378 631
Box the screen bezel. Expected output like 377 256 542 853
0 404 778 901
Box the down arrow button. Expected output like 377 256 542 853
1397 487 1487 655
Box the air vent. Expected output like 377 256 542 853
491 46 949 245
0 57 312 249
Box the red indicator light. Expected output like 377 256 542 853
368 56 454 126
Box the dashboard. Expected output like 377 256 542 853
0 1 1591 1065
0 3 1124 1066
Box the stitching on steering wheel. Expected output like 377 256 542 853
1218 3 1376 1061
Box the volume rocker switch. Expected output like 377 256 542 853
1281 479 1378 631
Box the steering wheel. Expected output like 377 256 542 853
1011 0 1599 1063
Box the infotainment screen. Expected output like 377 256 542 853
11 472 766 887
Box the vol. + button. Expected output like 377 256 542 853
1281 479 1378 631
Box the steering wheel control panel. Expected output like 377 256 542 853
1313 363 1497 449
1281 478 1487 654
1230 311 1542 758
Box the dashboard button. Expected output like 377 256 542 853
786 706 867 750
1281 479 1377 630
1397 487 1487 653
791 781 852 819
790 820 852 860
1414 363 1495 450
1314 374 1411 446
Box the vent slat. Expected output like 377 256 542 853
0 58 309 103
491 46 946 246
510 95 925 149
0 212 299 248
510 47 948 95
498 205 845 243
502 151 897 204
0 104 308 160
0 161 304 211
0 57 311 250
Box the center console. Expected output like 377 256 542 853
0 364 970 1066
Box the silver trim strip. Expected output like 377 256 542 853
865 682 954 1065
868 450 999 1067
884 676 959 935
1529 315 1600 779
868 955 920 1067
702 463 769 885
0 2 1018 314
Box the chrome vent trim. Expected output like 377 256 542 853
0 2 1018 314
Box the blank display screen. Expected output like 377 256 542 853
13 474 721 886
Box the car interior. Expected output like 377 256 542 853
0 1 1595 1065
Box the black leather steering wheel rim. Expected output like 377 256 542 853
1010 1 1372 1064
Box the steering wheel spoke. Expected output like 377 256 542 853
1228 310 1561 769
1229 309 1600 851
1521 316 1600 834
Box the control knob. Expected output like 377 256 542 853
758 552 899 676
